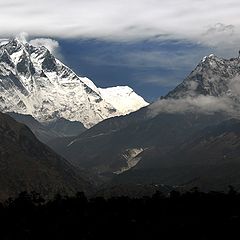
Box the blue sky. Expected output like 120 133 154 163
2 0 240 101
58 39 211 102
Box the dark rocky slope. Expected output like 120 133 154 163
0 112 91 200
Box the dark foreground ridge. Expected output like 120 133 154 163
1 188 240 240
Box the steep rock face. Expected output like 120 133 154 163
0 38 148 128
0 111 91 200
166 54 240 99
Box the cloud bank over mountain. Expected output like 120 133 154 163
148 96 236 118
1 0 240 49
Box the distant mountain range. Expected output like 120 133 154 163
48 54 240 191
2 38 240 195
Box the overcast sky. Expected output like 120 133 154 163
1 0 240 101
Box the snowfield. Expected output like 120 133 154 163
0 38 148 128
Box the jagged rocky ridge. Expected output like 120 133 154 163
0 38 148 128
166 54 240 99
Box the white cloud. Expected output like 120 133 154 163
29 38 61 58
148 74 240 116
148 95 238 118
16 32 29 43
80 44 210 71
1 0 240 50
120 50 203 70
138 75 180 87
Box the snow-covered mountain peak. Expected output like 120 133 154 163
201 53 217 63
166 54 240 100
0 38 148 128
99 86 148 114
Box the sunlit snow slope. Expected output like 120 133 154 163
0 38 148 128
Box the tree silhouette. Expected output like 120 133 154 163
0 190 239 239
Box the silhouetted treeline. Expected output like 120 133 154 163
1 187 240 239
